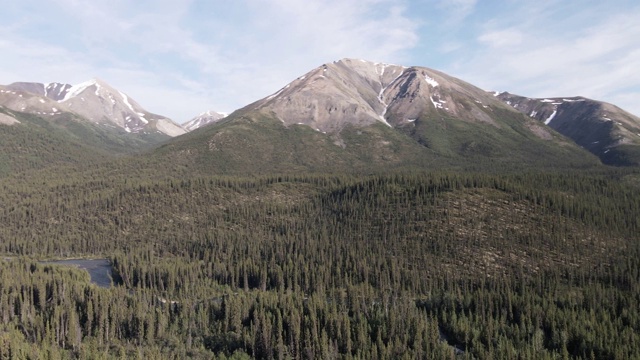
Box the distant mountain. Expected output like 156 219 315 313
496 92 640 166
0 79 187 176
2 79 186 138
153 58 599 175
58 79 186 137
182 110 227 131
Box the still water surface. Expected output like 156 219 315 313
42 259 113 288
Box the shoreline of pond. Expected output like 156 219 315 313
39 258 113 288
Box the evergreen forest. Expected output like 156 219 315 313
1 165 639 359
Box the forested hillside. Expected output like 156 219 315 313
0 106 170 177
1 170 639 359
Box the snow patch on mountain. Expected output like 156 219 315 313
376 68 405 127
544 110 557 125
119 91 135 112
430 95 447 110
43 83 71 100
267 86 287 100
430 96 442 109
62 79 97 102
425 75 439 87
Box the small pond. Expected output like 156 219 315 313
41 259 113 288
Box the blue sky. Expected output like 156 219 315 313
1 0 638 122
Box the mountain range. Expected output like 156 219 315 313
1 58 639 176
155 59 608 174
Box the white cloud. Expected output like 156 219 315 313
192 0 420 115
449 4 640 116
1 0 420 121
0 33 91 84
608 91 640 115
437 0 477 23
243 0 418 62
478 29 523 48
4 0 636 120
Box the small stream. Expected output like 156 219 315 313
41 259 113 288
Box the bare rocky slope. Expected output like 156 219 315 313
253 58 512 133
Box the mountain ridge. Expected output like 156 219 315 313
496 92 640 165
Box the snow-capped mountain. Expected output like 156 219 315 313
182 110 227 131
2 79 186 137
496 92 640 165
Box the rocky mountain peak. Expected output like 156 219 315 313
253 58 509 134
